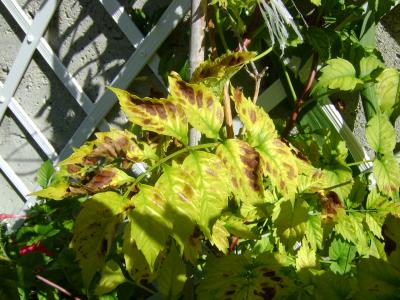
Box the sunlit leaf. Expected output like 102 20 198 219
169 75 224 139
110 87 188 144
366 113 396 154
182 151 230 238
317 58 363 91
359 55 385 78
306 215 323 250
156 243 187 300
272 199 309 249
373 154 400 197
85 167 134 192
123 225 157 284
334 210 368 255
36 160 54 188
210 220 230 254
128 185 172 270
232 89 277 148
95 260 126 296
30 181 70 200
376 68 400 117
324 165 353 202
71 192 128 287
216 139 264 205
222 213 258 239
257 139 298 199
191 51 256 83
155 164 199 262
296 238 316 271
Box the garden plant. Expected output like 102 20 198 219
1 0 400 299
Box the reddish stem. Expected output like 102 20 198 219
283 54 319 138
36 275 82 300
229 236 240 252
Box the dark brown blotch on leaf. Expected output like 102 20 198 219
177 81 195 104
86 169 115 190
196 90 203 108
155 104 168 119
249 110 257 123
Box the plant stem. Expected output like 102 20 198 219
36 275 82 300
223 82 234 138
125 143 219 197
283 53 319 138
283 68 297 101
215 8 229 51
252 47 273 62
189 0 207 146
346 160 374 167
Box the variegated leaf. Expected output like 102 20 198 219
373 154 400 197
210 220 230 254
110 87 188 144
71 192 127 287
169 75 224 139
128 185 172 270
182 151 230 238
257 139 298 199
232 89 277 147
85 167 134 192
191 51 256 82
155 164 200 262
216 139 264 205
30 181 70 200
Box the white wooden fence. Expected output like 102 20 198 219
0 0 372 222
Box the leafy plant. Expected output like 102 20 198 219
2 0 400 299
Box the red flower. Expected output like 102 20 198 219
19 242 53 257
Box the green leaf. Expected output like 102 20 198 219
334 210 369 255
324 164 353 202
317 58 363 91
95 260 126 296
191 51 256 83
306 27 336 60
359 55 384 78
122 225 156 284
216 139 264 206
182 151 230 238
156 243 187 300
169 75 224 139
272 199 309 249
36 160 54 188
365 189 392 238
30 181 70 200
296 238 316 271
354 258 400 300
376 68 400 117
128 185 172 270
310 0 321 5
110 87 188 144
366 113 396 154
329 238 356 274
197 253 293 300
222 213 258 239
210 220 230 254
373 154 400 197
306 215 323 250
71 192 127 287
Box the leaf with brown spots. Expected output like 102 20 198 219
71 192 127 287
155 163 200 262
232 89 277 147
85 167 134 192
123 225 158 284
182 151 231 239
216 139 264 206
110 87 188 145
197 253 293 300
191 51 256 82
128 185 172 270
169 75 223 139
257 138 298 200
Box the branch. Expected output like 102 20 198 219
283 53 319 139
189 0 207 146
223 82 234 138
